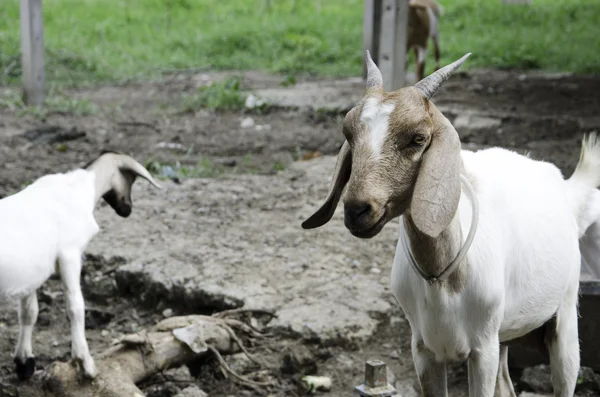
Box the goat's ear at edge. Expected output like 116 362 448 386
410 121 461 238
301 141 351 229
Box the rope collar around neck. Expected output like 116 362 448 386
401 174 479 284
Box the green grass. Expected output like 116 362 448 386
181 76 246 112
0 0 599 87
0 88 97 118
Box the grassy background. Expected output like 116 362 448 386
1 0 599 86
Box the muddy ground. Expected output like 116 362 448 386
0 68 599 397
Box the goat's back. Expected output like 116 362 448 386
0 171 99 299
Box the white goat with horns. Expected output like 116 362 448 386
0 151 161 380
302 51 600 396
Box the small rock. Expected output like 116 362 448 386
521 365 552 393
101 330 110 337
156 142 188 152
162 308 174 318
390 350 400 360
370 267 381 274
52 340 59 347
240 117 255 129
175 386 208 397
282 344 318 375
301 376 332 393
244 94 266 109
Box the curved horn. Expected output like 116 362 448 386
414 53 471 100
365 50 383 90
118 155 162 189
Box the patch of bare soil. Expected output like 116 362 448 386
0 68 599 397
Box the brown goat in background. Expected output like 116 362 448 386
408 0 442 81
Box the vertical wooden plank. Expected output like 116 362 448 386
363 0 382 80
378 0 408 91
20 0 45 106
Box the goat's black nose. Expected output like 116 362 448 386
344 202 372 223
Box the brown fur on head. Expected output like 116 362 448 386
302 52 470 239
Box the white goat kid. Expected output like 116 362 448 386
0 151 161 380
302 52 598 397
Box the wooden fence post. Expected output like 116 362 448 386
363 0 408 91
20 0 45 106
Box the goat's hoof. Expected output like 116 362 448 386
14 357 35 381
73 357 98 379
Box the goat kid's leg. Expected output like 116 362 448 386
494 345 517 397
468 337 500 397
59 250 97 379
432 36 441 71
415 46 428 81
412 339 448 397
547 298 579 396
13 292 38 381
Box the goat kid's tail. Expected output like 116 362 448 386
569 133 600 189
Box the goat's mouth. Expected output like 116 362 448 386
348 211 389 239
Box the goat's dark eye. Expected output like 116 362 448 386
413 135 427 146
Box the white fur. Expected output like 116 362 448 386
391 145 599 396
360 97 395 157
0 169 101 378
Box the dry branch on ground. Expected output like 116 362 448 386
30 313 271 397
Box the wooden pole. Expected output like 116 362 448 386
362 0 382 80
19 0 45 106
377 0 408 91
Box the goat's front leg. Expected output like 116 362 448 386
59 250 97 378
13 291 38 381
494 345 517 397
412 339 447 397
468 337 500 397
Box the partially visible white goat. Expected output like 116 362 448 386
302 52 600 396
0 151 161 380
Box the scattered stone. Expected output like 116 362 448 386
301 375 332 393
175 386 208 397
101 330 110 337
156 142 188 152
282 344 318 375
244 94 266 109
240 117 256 128
52 340 59 347
389 350 400 360
370 267 381 274
162 308 174 318
520 365 552 393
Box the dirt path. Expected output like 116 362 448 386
1 68 599 396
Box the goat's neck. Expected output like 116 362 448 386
403 211 464 281
87 160 115 204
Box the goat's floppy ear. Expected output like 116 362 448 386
410 125 461 238
302 141 351 229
